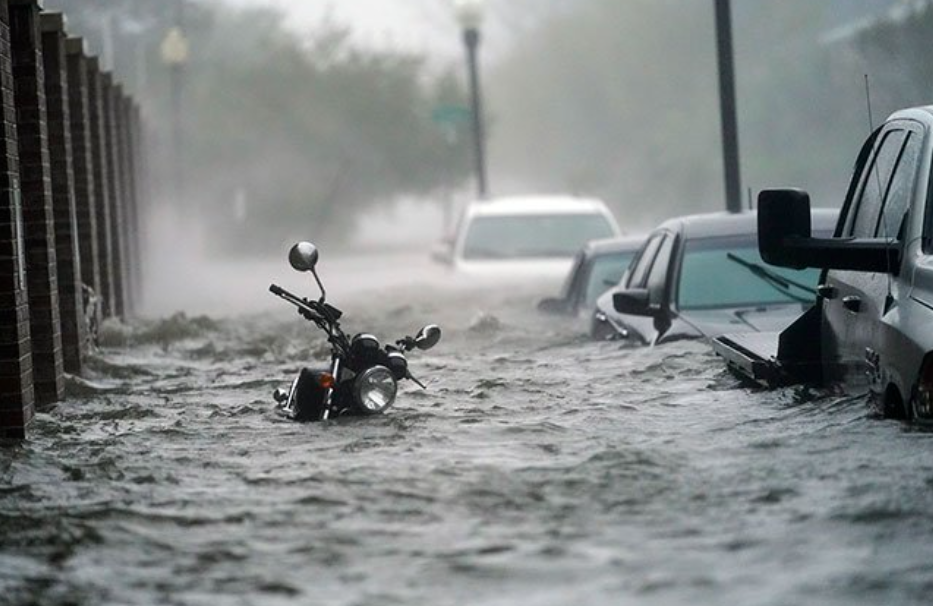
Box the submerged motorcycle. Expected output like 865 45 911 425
270 242 441 422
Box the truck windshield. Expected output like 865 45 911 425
678 236 821 310
462 214 615 260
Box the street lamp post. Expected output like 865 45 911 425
454 0 489 199
160 21 189 204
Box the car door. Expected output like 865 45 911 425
612 232 665 343
620 231 676 344
643 233 677 344
821 121 923 387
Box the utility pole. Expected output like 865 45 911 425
714 0 743 214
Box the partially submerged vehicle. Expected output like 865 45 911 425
591 210 838 343
432 195 620 284
713 107 933 421
537 236 643 317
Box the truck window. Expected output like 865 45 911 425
845 129 907 238
876 130 921 240
627 234 663 289
646 235 674 307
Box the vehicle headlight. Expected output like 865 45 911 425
354 365 398 413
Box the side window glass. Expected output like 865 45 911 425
846 129 906 237
647 236 675 306
876 131 921 240
628 234 662 288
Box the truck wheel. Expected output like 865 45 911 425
881 385 907 420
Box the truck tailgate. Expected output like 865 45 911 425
713 332 784 387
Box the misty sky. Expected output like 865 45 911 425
217 0 462 55
215 0 526 61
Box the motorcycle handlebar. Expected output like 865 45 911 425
269 283 320 319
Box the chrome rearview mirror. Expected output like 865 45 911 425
289 241 319 273
414 324 442 351
288 241 327 301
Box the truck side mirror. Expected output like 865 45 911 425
758 189 812 269
757 188 900 274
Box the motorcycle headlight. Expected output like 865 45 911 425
353 365 398 413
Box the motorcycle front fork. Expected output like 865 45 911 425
320 356 341 420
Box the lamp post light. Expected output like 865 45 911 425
160 22 189 204
454 0 489 199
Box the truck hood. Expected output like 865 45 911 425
682 304 811 337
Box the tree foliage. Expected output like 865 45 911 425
45 0 470 252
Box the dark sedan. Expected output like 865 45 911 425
591 209 839 343
538 236 643 318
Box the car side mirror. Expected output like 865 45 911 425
537 297 569 315
613 288 656 317
758 189 900 273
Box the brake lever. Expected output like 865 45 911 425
406 370 426 389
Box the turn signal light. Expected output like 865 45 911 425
318 372 335 389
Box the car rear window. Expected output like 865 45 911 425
462 214 615 260
678 236 822 310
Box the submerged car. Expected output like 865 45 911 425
433 195 620 284
591 209 839 343
538 236 643 317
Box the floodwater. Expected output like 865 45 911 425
3 252 933 606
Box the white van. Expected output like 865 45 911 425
436 195 621 284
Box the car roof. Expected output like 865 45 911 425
654 208 839 240
465 195 611 217
583 235 645 256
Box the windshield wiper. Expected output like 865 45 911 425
726 253 816 304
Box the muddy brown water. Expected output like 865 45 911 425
2 263 933 606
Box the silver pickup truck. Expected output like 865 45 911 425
713 106 933 422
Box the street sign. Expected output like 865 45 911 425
431 104 471 125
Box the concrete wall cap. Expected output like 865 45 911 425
40 11 66 33
65 37 85 55
9 0 44 8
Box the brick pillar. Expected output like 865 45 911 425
40 12 82 375
65 37 99 332
101 75 124 319
10 0 63 406
130 102 144 309
0 0 33 439
119 94 137 315
101 79 126 318
86 57 113 318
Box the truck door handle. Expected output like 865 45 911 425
842 296 862 313
817 284 837 300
